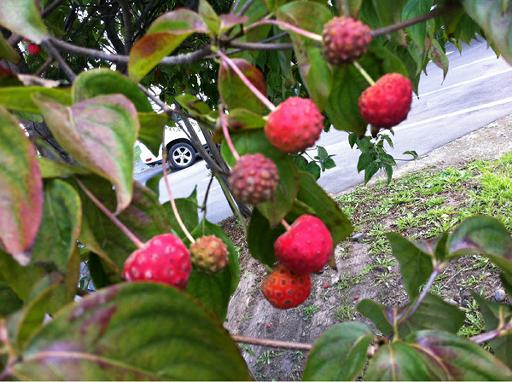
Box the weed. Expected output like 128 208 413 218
303 305 319 320
336 304 355 321
256 351 282 366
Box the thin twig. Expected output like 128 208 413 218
353 60 375 86
470 321 512 344
41 40 76 81
398 267 441 322
219 104 240 161
116 0 133 53
237 0 255 15
34 57 54 76
245 19 323 42
372 6 448 37
228 41 293 51
42 0 65 17
75 179 144 249
233 335 312 351
201 175 215 213
161 133 196 244
280 219 291 231
217 50 276 111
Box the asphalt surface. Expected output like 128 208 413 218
136 40 512 223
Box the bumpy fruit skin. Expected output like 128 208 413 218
275 215 333 274
28 43 41 56
261 265 312 309
264 97 324 153
322 17 372 65
190 235 229 273
358 73 413 128
229 153 279 205
123 233 191 289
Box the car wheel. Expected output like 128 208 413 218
168 142 196 170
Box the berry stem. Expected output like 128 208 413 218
161 144 196 244
245 19 323 43
280 219 291 231
75 179 145 249
353 60 375 86
219 104 241 161
217 50 276 112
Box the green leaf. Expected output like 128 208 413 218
12 283 251 380
129 10 208 81
430 39 449 78
0 0 48 43
34 94 139 213
305 161 321 180
0 107 43 265
325 65 367 135
38 158 89 178
447 216 512 275
401 0 433 51
386 232 433 299
0 34 20 63
297 172 353 244
303 322 373 381
163 188 199 237
472 292 512 367
31 180 81 273
221 130 300 225
7 282 67 352
357 299 393 336
72 69 152 112
463 0 512 65
188 220 240 320
0 251 45 301
138 112 169 156
399 294 465 336
218 58 268 114
0 87 72 114
175 93 214 119
407 330 512 380
228 108 266 130
366 342 439 380
276 1 332 110
247 208 284 267
0 281 23 318
199 0 220 34
78 176 172 272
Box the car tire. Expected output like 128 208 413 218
168 142 196 170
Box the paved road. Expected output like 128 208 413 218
136 40 512 223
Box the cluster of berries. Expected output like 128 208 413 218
122 15 413 308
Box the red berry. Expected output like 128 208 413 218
322 17 372 65
264 97 324 153
275 215 333 275
358 73 413 128
229 153 279 205
190 235 229 273
261 265 312 309
28 43 41 56
123 233 191 289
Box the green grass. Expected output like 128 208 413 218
336 304 355 321
302 305 319 320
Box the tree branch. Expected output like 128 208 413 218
50 38 212 65
372 6 450 38
116 0 134 53
41 40 76 81
233 335 312 351
228 41 293 51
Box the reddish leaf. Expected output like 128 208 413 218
34 95 139 213
0 107 43 265
218 58 268 114
129 9 208 81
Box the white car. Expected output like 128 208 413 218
137 121 208 170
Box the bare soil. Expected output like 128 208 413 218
223 115 512 381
